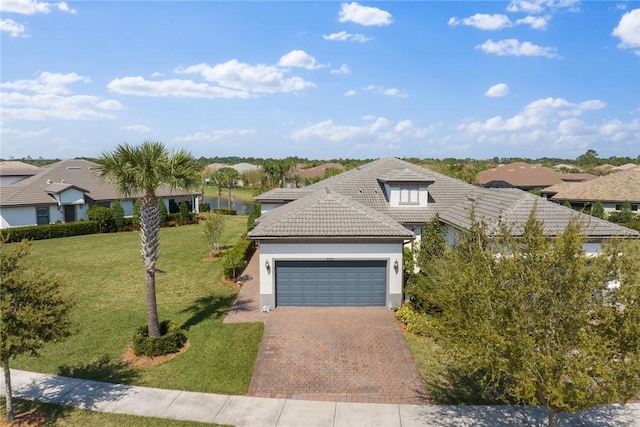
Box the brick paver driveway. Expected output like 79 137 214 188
247 306 427 404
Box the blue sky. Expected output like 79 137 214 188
1 1 639 160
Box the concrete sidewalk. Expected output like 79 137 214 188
2 370 640 426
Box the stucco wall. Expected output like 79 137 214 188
258 241 405 308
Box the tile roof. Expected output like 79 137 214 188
0 161 41 177
0 159 199 207
249 157 638 240
248 187 414 240
551 166 640 204
253 188 315 202
476 162 597 188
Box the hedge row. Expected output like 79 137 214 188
222 237 256 279
1 221 100 242
213 208 237 216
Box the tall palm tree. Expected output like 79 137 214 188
217 167 240 210
97 142 200 337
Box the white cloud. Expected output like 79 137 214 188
0 0 76 14
0 18 26 37
331 64 351 75
123 124 151 133
1 127 49 139
460 97 606 134
150 72 164 78
448 14 512 30
476 38 558 57
612 9 640 54
322 31 371 42
174 129 255 143
173 57 314 94
290 117 431 143
485 83 510 97
516 15 549 29
277 50 325 70
108 76 251 99
338 2 392 26
506 0 580 14
344 89 357 96
1 72 121 121
364 85 408 98
1 72 89 94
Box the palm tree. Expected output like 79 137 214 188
217 167 240 210
97 141 200 337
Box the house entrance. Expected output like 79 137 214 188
64 205 76 222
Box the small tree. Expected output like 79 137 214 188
204 212 226 257
87 204 113 231
1 240 74 423
591 200 605 219
406 215 446 312
179 200 190 224
110 200 125 229
424 210 640 427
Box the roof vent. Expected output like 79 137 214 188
61 179 65 183
467 195 476 202
46 179 52 184
67 166 81 170
358 188 363 194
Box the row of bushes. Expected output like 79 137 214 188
1 221 100 242
222 236 256 279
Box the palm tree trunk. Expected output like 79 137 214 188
3 357 14 423
227 186 232 210
140 196 161 337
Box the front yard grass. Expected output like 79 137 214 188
11 216 263 395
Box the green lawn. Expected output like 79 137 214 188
202 186 256 203
1 398 230 426
12 216 263 395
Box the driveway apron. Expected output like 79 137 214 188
248 306 427 404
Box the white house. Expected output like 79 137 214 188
248 157 638 309
0 159 200 229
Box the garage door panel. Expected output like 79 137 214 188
276 260 387 306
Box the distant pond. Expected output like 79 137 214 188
203 197 253 214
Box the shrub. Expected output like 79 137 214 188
158 199 168 223
110 200 125 229
395 304 433 337
179 201 190 224
198 202 211 213
247 203 261 231
222 238 255 279
132 198 142 224
0 221 100 242
87 205 113 231
132 320 187 357
213 208 237 216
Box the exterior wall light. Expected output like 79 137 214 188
394 259 399 273
265 260 271 272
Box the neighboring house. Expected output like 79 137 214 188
291 162 346 180
545 166 640 213
476 162 597 190
248 157 637 309
0 161 41 186
0 159 200 229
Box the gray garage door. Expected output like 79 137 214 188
275 260 387 306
